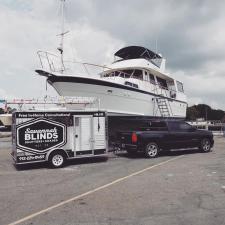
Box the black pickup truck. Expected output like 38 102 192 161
117 120 214 158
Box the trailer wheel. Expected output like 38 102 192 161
49 151 66 168
145 142 159 158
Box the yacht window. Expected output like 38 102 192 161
102 69 143 80
114 71 120 76
103 71 119 77
149 74 156 84
156 77 168 89
131 70 143 80
103 70 133 78
176 81 184 92
103 73 110 77
125 81 139 88
167 80 176 91
144 71 149 81
125 81 132 86
121 70 133 78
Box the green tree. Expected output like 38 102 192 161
187 104 225 121
6 107 12 113
186 106 200 120
0 108 4 114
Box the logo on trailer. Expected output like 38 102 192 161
17 118 66 154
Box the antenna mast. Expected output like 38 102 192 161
57 0 69 73
155 38 158 54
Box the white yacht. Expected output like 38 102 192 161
36 45 187 118
35 0 187 118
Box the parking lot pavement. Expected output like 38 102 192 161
0 132 11 138
1 137 225 225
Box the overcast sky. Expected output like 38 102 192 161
0 0 225 110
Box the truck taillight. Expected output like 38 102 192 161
132 132 137 143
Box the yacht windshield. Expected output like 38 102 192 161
149 57 163 68
102 69 143 79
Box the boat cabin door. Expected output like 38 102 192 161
73 115 94 155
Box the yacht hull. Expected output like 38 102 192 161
48 76 187 118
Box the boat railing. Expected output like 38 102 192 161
37 51 62 72
153 83 177 98
189 120 225 126
37 51 111 75
37 51 151 89
187 120 225 136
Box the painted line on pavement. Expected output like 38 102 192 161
8 155 184 225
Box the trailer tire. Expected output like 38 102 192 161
145 142 159 158
48 151 67 168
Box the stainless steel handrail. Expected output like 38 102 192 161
37 51 111 74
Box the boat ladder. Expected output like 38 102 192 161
153 84 174 117
155 97 171 117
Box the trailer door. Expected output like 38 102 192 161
93 116 106 150
74 116 93 155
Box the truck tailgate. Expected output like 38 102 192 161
117 131 133 144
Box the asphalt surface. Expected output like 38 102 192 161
0 136 225 225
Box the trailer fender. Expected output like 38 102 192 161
46 149 69 161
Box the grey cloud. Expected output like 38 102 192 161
64 0 225 71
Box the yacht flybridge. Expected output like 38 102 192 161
36 45 187 117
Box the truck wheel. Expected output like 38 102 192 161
49 151 66 168
145 142 159 158
199 138 211 153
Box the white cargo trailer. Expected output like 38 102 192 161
11 110 108 168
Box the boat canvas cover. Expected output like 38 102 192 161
114 46 162 60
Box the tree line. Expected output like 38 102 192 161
0 107 14 114
186 104 225 121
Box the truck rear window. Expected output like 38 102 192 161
140 121 168 131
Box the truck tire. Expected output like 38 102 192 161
199 138 211 153
49 151 67 168
145 142 159 158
